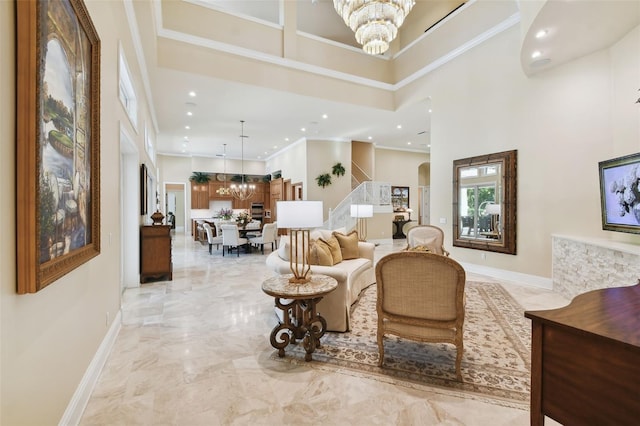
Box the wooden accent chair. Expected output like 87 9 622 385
220 224 249 257
405 225 450 256
202 223 222 254
375 251 466 380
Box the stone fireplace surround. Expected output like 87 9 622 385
552 234 640 300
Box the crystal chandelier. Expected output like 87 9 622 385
230 120 255 201
333 0 415 55
215 143 231 196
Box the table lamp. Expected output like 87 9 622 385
350 204 373 241
485 203 501 235
276 201 324 284
406 208 413 220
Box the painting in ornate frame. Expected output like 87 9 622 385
391 186 409 211
599 152 640 234
16 0 101 293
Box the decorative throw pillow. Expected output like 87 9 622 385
411 235 439 252
406 244 433 253
277 234 308 262
333 230 359 260
320 235 343 264
309 239 334 266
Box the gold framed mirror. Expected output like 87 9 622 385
452 150 517 254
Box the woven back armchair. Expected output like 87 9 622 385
375 251 466 380
405 225 450 256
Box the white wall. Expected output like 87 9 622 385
397 23 640 278
1 1 156 423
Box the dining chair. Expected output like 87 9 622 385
220 224 249 257
249 222 277 254
202 223 222 254
376 251 466 380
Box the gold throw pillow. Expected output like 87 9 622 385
320 235 343 264
309 239 334 266
333 230 359 260
406 244 433 253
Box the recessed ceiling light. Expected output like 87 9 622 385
407 142 412 145
428 144 431 148
428 109 432 113
188 91 196 97
184 136 189 140
284 138 289 142
368 136 372 140
531 50 542 59
185 125 190 130
397 125 402 129
322 114 328 119
186 111 193 116
273 145 278 149
301 127 306 132
535 29 548 39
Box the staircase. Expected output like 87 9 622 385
324 181 393 231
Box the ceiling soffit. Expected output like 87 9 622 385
155 0 521 95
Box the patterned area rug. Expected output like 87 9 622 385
272 281 531 407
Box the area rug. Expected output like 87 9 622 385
272 281 532 407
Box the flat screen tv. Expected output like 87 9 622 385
599 152 640 234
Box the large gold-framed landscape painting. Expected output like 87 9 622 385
16 0 101 294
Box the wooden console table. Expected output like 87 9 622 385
262 274 337 361
525 282 640 425
140 225 172 283
392 219 412 239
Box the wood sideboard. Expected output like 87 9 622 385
140 225 172 283
524 282 640 425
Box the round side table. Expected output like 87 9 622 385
262 274 338 361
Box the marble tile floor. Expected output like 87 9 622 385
79 233 568 425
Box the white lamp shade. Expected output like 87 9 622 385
276 201 324 228
486 203 501 215
350 204 373 218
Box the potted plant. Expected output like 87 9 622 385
189 172 211 183
218 208 234 220
316 173 332 188
332 162 345 177
236 210 252 228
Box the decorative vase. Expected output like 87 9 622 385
151 210 165 225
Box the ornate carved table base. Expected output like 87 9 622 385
262 274 338 362
271 297 327 361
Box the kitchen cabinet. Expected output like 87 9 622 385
190 182 209 209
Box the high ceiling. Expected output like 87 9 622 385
141 0 465 161
137 0 640 162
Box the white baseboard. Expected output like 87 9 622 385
59 310 122 426
460 261 553 290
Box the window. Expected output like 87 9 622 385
144 124 155 166
118 45 138 129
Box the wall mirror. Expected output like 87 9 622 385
452 150 517 254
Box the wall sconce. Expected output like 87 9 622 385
276 201 324 283
350 204 373 241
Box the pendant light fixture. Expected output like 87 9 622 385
216 144 231 196
230 120 255 201
333 0 415 55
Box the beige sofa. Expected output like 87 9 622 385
265 228 375 332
